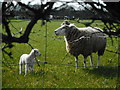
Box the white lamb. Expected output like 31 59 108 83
19 49 41 75
54 21 107 67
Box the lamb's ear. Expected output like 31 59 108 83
33 49 36 53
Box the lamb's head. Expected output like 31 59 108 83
32 49 41 56
54 23 76 36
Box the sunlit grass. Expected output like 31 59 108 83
2 20 119 88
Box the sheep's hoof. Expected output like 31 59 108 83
19 72 22 75
84 65 87 68
96 64 100 68
96 65 100 68
75 69 77 72
75 66 78 72
24 74 27 77
75 65 79 68
91 65 95 67
31 72 34 75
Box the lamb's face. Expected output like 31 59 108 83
54 25 69 36
33 49 41 56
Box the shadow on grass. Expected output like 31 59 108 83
34 69 46 76
83 66 118 78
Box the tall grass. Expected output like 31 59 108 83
2 20 119 88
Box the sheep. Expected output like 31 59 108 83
19 49 41 75
54 21 107 67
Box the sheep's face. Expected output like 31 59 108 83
33 49 41 56
54 25 69 36
55 24 76 36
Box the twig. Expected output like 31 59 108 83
106 49 120 54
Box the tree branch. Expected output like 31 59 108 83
2 33 29 43
2 2 55 44
18 2 37 13
2 2 12 38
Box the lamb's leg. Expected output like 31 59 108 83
90 54 94 67
19 61 22 74
75 56 79 68
97 55 100 67
25 64 28 76
30 64 34 74
84 57 87 67
32 64 34 72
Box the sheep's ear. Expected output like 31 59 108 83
33 49 36 53
61 20 70 26
61 23 64 26
69 24 74 27
69 24 76 29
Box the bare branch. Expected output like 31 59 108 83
18 2 37 13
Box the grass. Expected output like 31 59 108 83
2 20 119 88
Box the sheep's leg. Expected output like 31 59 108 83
90 55 94 67
97 55 100 67
32 64 34 72
75 56 79 68
19 62 22 74
30 64 34 74
84 57 87 67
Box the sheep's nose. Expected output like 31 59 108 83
39 53 41 56
54 31 57 33
54 31 58 35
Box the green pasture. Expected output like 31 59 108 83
2 20 119 88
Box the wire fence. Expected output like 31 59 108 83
2 60 119 68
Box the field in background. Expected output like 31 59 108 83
2 20 119 88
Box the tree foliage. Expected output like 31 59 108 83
1 1 120 58
1 1 54 57
83 2 120 36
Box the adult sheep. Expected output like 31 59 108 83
54 21 107 67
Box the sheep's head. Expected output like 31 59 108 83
54 24 69 36
54 22 76 36
32 49 41 56
61 20 70 25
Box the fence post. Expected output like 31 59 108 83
117 37 120 89
0 6 2 88
0 46 2 90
